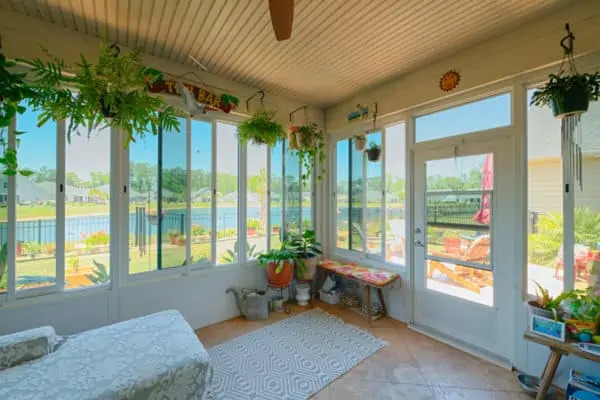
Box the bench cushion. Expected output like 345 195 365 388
0 326 59 371
319 258 399 287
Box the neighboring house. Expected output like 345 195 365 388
191 188 212 203
528 101 600 214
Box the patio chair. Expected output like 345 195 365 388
427 235 492 294
553 244 591 283
388 219 406 258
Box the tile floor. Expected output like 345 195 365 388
196 301 561 400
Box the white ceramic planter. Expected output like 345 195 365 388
296 283 310 306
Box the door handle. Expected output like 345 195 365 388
415 240 424 247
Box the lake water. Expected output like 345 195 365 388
2 207 311 244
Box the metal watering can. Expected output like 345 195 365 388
226 287 269 320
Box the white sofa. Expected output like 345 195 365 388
0 310 212 400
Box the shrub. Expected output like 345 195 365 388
22 241 42 258
83 230 109 247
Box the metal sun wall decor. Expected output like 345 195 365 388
439 70 461 92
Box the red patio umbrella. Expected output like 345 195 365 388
473 153 493 225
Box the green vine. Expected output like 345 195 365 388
295 122 326 184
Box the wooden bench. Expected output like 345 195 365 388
317 259 400 325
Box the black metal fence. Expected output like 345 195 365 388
427 203 481 225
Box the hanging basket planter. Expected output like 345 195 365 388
353 135 367 151
550 84 590 118
287 125 299 149
366 147 381 162
237 110 285 147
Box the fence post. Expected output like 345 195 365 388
180 213 184 234
38 219 42 244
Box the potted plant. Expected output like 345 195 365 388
247 218 261 236
528 282 574 321
565 289 600 342
272 224 281 234
238 110 285 146
257 247 296 287
220 94 239 113
287 230 323 280
530 72 600 118
365 141 382 162
23 41 179 146
294 122 326 185
287 124 299 150
353 134 367 151
443 232 461 255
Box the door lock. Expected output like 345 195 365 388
415 240 425 247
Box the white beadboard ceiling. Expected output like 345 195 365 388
1 0 568 107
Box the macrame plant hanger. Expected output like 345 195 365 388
559 23 584 190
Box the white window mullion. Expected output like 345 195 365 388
6 118 16 302
56 119 66 292
266 145 271 251
362 146 367 254
211 120 217 265
185 118 192 270
381 128 387 259
298 157 303 234
239 138 247 264
282 142 287 239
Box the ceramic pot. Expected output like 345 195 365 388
266 260 294 287
528 301 562 320
297 256 318 280
271 295 284 312
288 126 299 149
366 147 382 161
354 136 366 151
551 85 589 118
295 283 310 306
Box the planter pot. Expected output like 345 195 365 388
366 148 382 162
271 295 284 312
287 127 299 150
272 227 280 234
296 256 318 281
295 283 310 306
99 94 121 119
551 85 590 118
266 260 294 287
354 137 366 151
527 301 563 320
566 319 598 341
247 228 256 236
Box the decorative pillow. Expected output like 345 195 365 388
0 326 59 370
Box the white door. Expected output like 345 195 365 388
413 137 515 359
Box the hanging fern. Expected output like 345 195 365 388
238 110 285 146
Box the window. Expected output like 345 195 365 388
16 105 57 291
216 122 238 265
335 123 406 264
415 93 511 142
270 142 283 249
385 123 406 264
0 127 7 294
65 123 111 288
247 142 268 258
527 88 600 296
190 120 212 264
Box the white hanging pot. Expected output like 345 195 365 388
354 136 366 151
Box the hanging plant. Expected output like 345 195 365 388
22 41 180 144
220 94 239 113
365 141 381 162
352 134 366 151
530 24 600 118
287 124 299 149
0 54 35 175
237 110 285 146
295 122 326 184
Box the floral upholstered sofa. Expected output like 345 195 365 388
0 310 212 400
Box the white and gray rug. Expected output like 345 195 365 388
207 308 386 400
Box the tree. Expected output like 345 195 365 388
66 171 87 188
248 168 267 229
89 171 110 188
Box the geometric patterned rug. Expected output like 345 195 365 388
206 308 386 400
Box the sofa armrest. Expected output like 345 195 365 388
0 326 59 370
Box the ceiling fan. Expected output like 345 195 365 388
268 0 294 41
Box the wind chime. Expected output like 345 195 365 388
559 24 584 190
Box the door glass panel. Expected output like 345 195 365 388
416 93 511 142
0 127 7 293
16 105 57 290
284 141 300 238
190 120 211 264
425 154 494 306
301 165 313 232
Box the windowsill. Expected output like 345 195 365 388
331 249 407 274
0 261 262 310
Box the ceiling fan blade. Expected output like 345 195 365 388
269 0 294 41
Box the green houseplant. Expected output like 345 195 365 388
530 72 600 118
0 53 35 175
294 122 326 184
257 247 297 287
365 141 381 162
529 282 575 321
238 110 285 146
287 230 323 280
23 41 179 145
